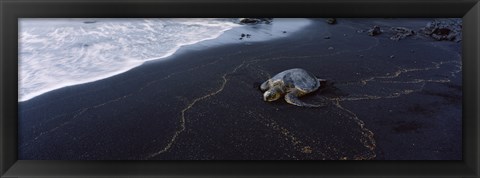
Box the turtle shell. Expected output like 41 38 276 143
270 68 320 93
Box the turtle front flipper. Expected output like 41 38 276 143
285 89 325 108
260 80 270 91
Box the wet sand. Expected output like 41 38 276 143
19 18 462 160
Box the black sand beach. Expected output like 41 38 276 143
19 18 462 160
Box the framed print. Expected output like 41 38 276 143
1 0 479 177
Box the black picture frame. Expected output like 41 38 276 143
1 0 479 177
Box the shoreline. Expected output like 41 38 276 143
19 18 312 102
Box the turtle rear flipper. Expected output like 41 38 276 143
284 89 326 108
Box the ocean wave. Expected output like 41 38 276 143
19 18 310 102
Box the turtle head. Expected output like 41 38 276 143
263 87 283 102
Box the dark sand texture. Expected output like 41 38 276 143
19 18 462 160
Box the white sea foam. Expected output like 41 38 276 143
19 18 311 102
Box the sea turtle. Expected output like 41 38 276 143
260 68 327 107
